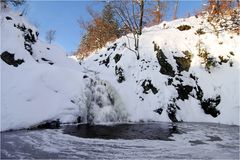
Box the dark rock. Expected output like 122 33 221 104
115 66 125 83
83 75 88 79
47 47 50 50
113 53 122 63
24 28 36 43
99 55 110 67
174 51 192 73
177 25 191 31
6 16 12 20
195 28 205 35
24 42 33 55
218 56 229 65
167 103 179 122
141 79 158 94
1 51 24 67
41 58 54 65
168 78 173 85
229 51 234 56
155 47 175 77
107 43 118 51
36 32 39 37
139 96 144 101
14 23 26 31
176 84 193 101
175 77 183 83
154 108 163 115
36 119 60 129
77 116 82 123
200 95 221 117
189 73 198 81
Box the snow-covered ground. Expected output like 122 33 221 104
82 14 240 125
1 8 239 131
1 122 239 159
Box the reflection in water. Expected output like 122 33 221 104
63 122 182 140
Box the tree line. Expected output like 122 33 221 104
76 0 170 59
76 0 239 60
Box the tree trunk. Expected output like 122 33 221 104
173 0 179 20
139 0 144 35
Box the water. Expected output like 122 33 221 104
1 122 239 159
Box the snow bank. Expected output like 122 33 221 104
0 9 87 131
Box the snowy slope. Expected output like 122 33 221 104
1 9 239 131
1 9 130 131
0 9 86 131
82 15 240 125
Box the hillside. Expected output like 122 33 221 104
82 14 240 125
1 8 239 131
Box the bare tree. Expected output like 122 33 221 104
173 0 179 20
112 0 145 60
147 0 168 26
45 30 56 44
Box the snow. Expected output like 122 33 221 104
82 16 240 125
1 8 239 131
1 122 239 159
1 9 86 131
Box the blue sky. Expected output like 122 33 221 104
16 0 204 54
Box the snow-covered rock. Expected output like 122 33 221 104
1 8 239 131
1 9 129 131
82 15 240 125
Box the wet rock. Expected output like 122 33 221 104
77 116 82 123
141 79 158 94
1 51 24 67
167 103 179 122
36 119 60 129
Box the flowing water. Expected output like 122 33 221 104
1 122 239 159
